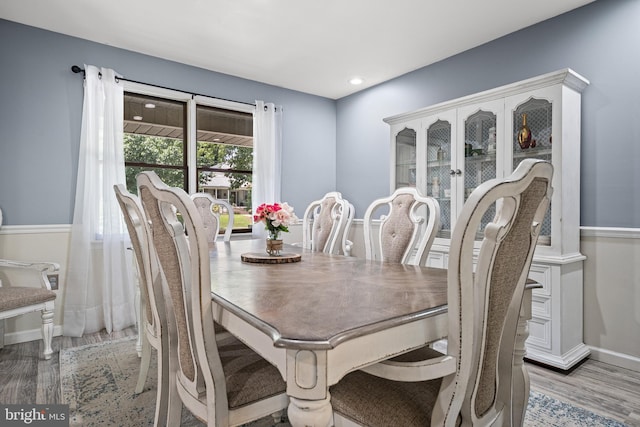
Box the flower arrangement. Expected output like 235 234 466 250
254 202 298 240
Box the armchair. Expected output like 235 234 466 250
0 209 58 360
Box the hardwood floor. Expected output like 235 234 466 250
1 328 639 426
0 328 137 405
527 358 640 426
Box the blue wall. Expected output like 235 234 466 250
2 0 639 228
336 0 639 228
0 19 336 225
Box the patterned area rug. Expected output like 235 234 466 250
60 337 628 427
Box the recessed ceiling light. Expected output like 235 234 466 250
133 115 143 121
144 103 156 109
349 77 364 85
213 138 221 142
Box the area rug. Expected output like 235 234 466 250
60 337 628 427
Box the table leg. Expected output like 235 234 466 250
288 395 333 427
512 288 534 426
286 349 333 427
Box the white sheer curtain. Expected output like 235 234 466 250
252 101 283 239
63 65 136 337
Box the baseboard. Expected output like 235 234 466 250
3 325 63 345
588 345 640 372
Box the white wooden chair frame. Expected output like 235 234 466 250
190 193 235 243
363 187 440 266
301 191 354 256
114 184 174 426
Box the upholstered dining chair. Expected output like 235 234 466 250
137 171 288 427
0 209 58 360
301 191 355 256
113 185 173 427
190 193 234 244
331 158 553 427
363 187 440 266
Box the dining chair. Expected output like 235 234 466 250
113 184 175 426
359 187 443 377
301 191 355 256
363 187 440 266
0 209 58 360
331 158 553 427
137 171 288 427
190 193 234 243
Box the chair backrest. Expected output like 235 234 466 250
434 158 553 426
137 171 230 425
113 185 166 342
363 187 440 265
190 193 235 243
301 192 354 255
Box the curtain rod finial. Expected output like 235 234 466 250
71 65 84 74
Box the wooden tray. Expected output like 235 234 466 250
241 252 302 264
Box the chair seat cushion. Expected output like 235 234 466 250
331 370 442 427
0 287 56 311
219 337 286 409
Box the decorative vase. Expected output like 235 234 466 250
266 238 283 256
517 114 532 149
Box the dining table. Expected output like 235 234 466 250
209 238 535 427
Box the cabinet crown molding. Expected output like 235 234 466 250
384 68 589 125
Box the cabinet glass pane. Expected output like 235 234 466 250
513 98 553 245
395 127 416 189
426 120 451 239
464 110 497 239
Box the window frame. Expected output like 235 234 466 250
122 82 255 195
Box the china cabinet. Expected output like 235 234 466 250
385 69 590 369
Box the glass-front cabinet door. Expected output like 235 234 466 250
511 97 554 246
425 119 452 238
464 109 497 239
394 127 417 189
455 99 503 240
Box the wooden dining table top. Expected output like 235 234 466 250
209 239 449 350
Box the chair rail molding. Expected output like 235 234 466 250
580 226 640 239
0 224 72 235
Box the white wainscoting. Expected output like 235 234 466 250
580 227 640 372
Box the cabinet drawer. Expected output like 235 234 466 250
527 316 552 350
528 263 552 296
531 294 551 318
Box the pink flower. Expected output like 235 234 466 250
254 201 298 237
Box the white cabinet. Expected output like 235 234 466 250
386 69 590 369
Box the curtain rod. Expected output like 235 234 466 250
71 65 256 107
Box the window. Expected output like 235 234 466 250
123 93 188 192
123 84 255 235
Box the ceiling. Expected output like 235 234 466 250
1 0 595 99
